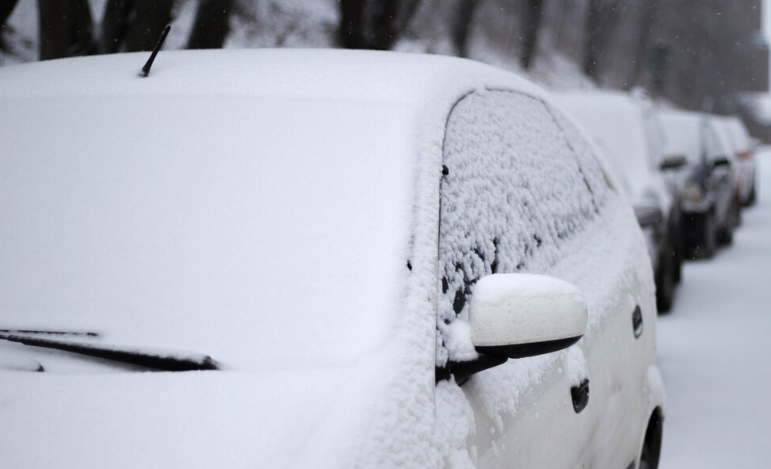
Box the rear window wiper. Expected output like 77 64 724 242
0 329 99 338
0 332 219 372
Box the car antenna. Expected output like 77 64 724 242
140 24 171 78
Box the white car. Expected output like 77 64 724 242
554 90 683 313
0 50 664 468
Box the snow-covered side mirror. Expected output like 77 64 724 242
659 154 687 171
710 156 731 168
634 204 663 229
470 274 587 359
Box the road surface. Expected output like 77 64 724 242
659 149 771 468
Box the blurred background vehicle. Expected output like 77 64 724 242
712 116 750 228
658 109 736 258
555 90 683 313
723 116 759 207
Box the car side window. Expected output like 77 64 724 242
704 122 726 161
436 90 610 366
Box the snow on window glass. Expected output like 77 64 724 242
436 90 610 366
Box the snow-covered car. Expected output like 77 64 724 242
657 109 736 257
721 116 758 207
0 50 664 469
554 91 682 312
711 116 748 227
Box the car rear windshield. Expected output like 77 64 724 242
0 95 418 371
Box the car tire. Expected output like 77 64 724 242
656 243 675 314
673 229 683 284
639 410 663 469
746 183 757 207
702 212 717 259
717 220 734 246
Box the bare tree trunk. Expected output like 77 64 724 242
395 0 423 33
338 0 406 50
370 0 400 50
187 0 232 49
339 0 365 48
37 0 67 60
582 0 602 81
451 0 478 58
67 0 95 56
0 0 18 25
0 0 20 52
100 0 133 53
520 0 544 69
626 0 659 88
582 0 625 83
38 0 94 60
124 0 174 52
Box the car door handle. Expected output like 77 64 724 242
571 378 590 414
632 305 643 339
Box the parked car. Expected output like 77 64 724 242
722 116 758 207
712 117 748 226
0 50 664 469
657 109 736 258
554 90 682 312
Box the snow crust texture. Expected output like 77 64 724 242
432 88 656 465
437 90 611 366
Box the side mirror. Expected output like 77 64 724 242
711 156 731 168
435 274 588 385
659 154 687 171
634 205 663 228
470 274 587 359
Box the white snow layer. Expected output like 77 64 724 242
0 50 656 467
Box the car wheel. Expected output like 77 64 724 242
656 244 675 313
717 220 734 246
746 183 757 207
702 212 717 259
673 230 683 284
639 410 663 469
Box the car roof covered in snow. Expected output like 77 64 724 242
0 48 547 104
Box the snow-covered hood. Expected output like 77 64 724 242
0 358 390 468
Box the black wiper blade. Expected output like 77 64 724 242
0 333 219 372
0 329 99 338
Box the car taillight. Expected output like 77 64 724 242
737 150 753 161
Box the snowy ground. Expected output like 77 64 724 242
658 149 771 468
